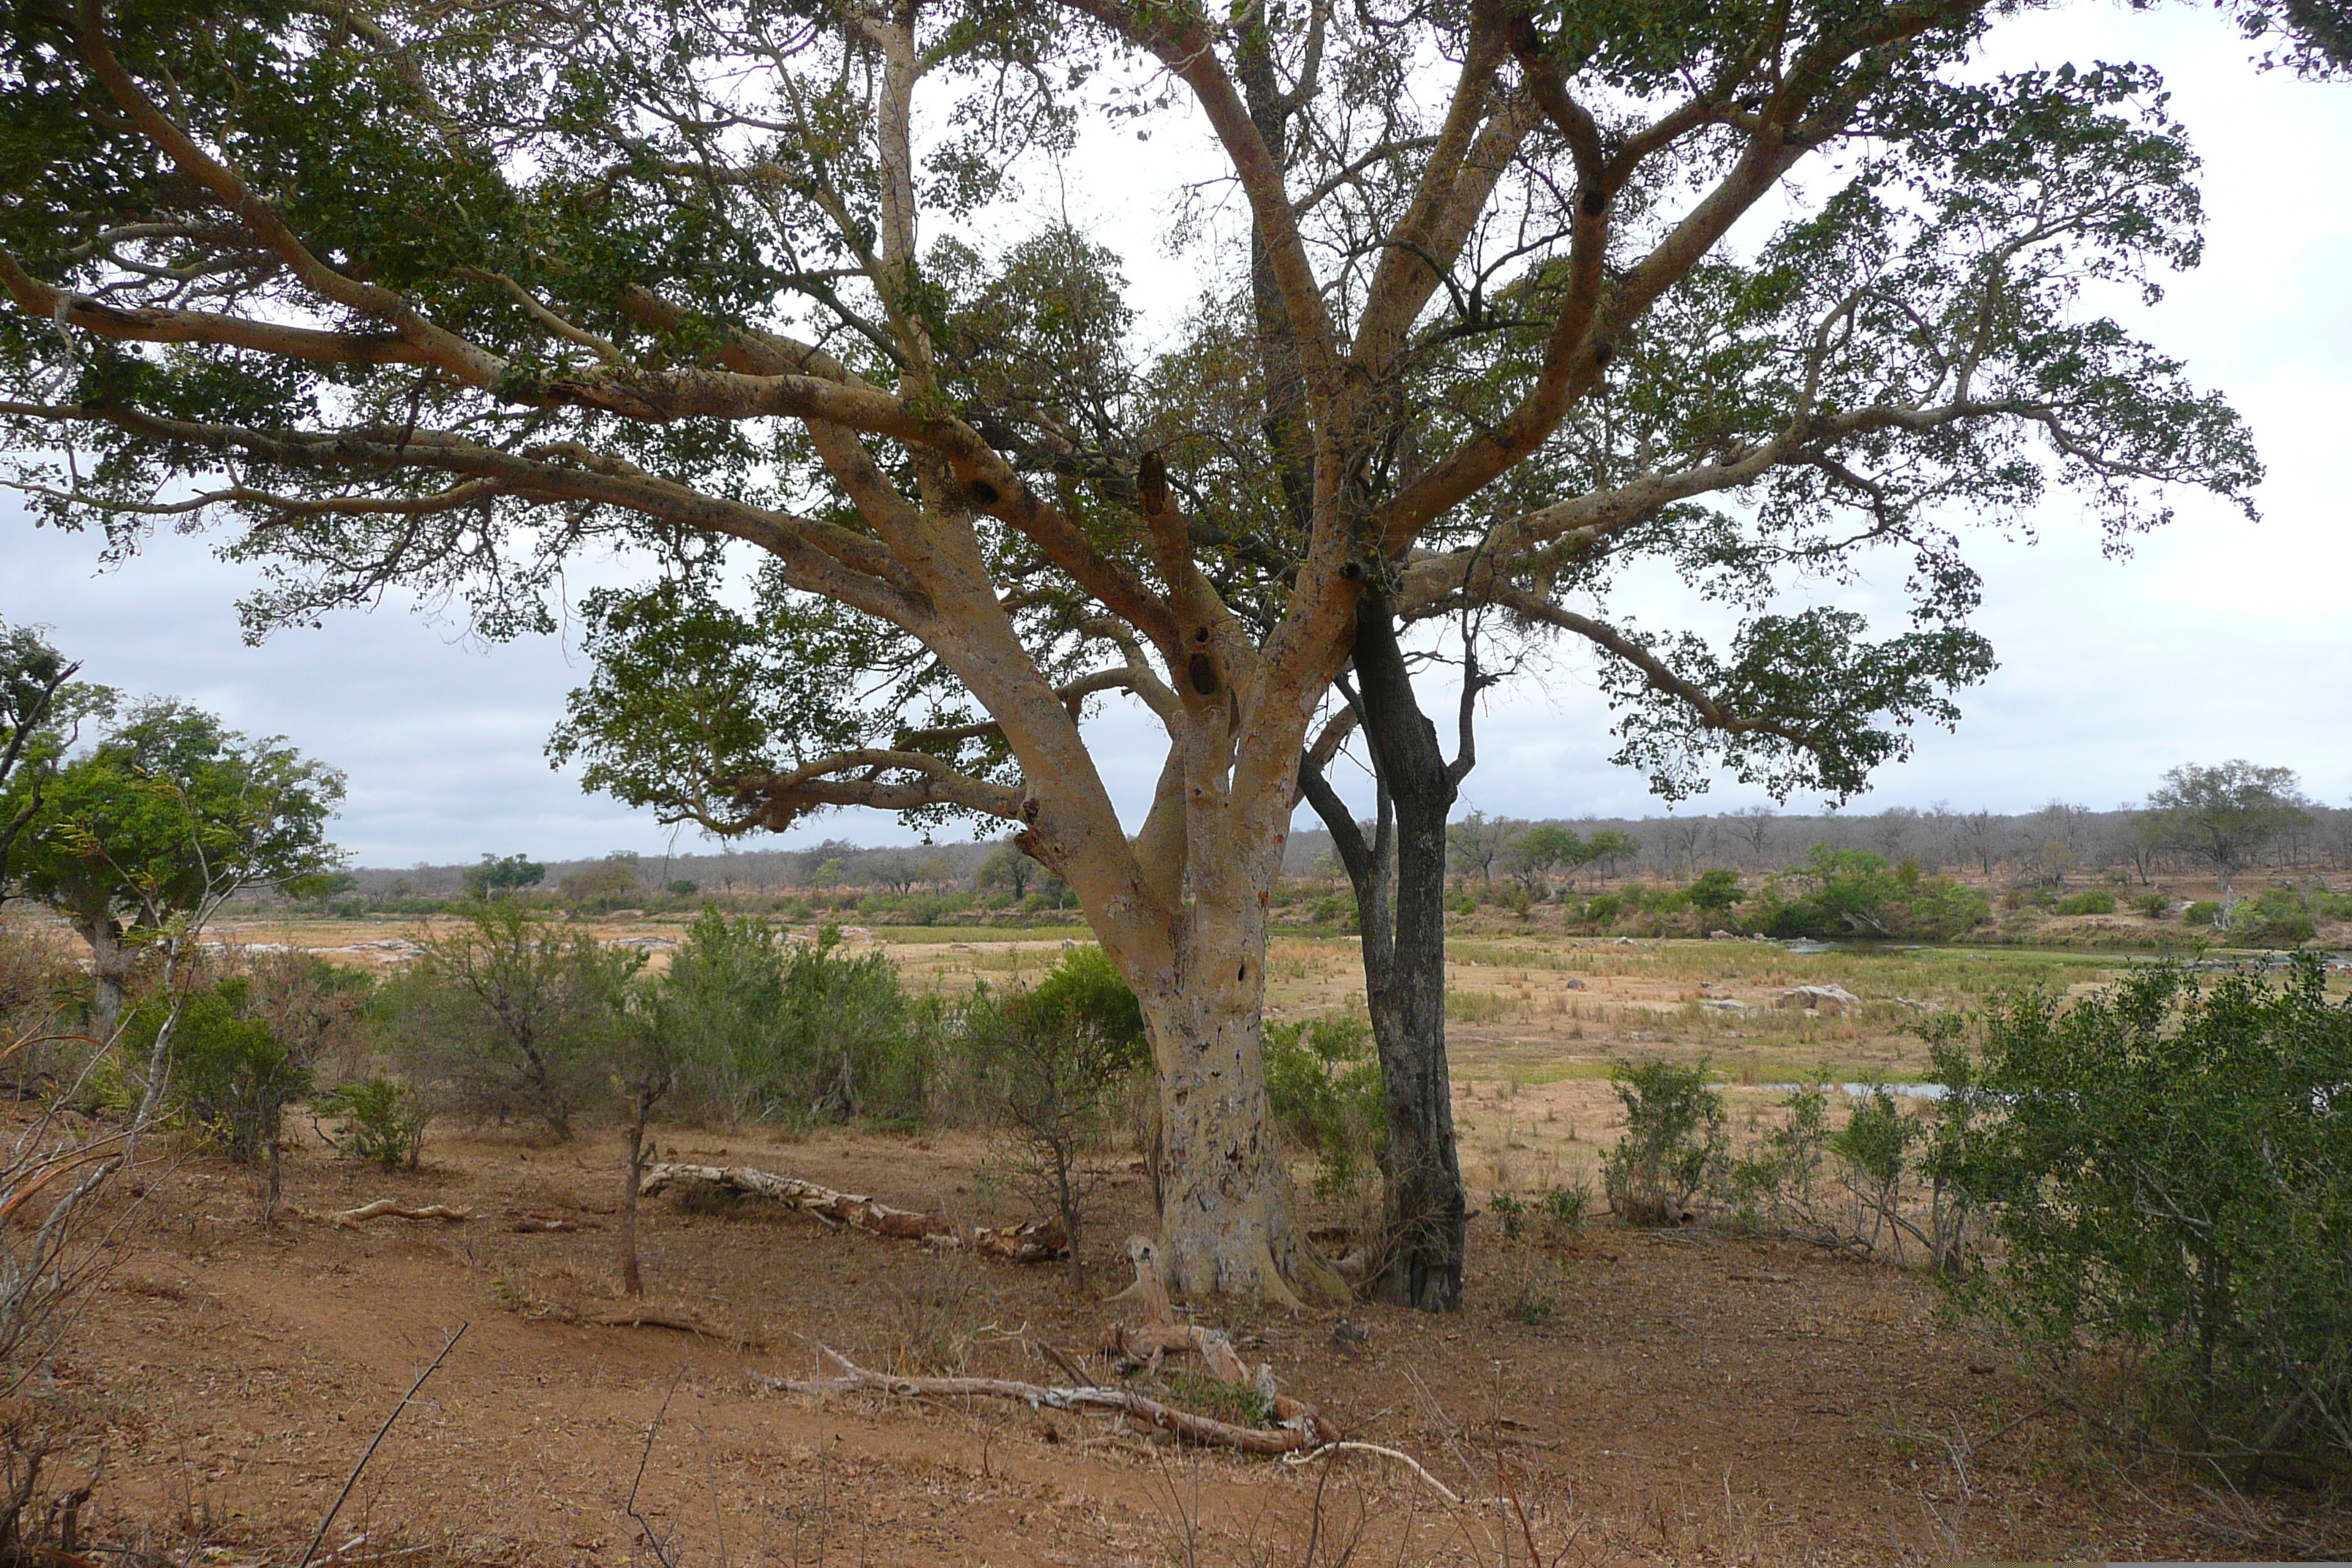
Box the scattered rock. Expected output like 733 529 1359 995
1776 984 1861 1016
1702 998 1749 1011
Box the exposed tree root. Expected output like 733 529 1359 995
637 1163 1066 1261
764 1346 1337 1453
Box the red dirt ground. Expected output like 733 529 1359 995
37 1123 2345 1568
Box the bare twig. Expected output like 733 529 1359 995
295 1323 467 1568
1280 1441 1462 1505
627 1366 689 1568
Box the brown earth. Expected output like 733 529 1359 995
42 1119 2345 1568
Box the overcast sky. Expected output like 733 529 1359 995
6 2 2347 867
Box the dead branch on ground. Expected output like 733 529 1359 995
636 1162 1066 1261
291 1200 474 1228
763 1346 1337 1454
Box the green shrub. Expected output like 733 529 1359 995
314 1076 430 1170
2053 889 2117 916
1747 849 1988 941
1580 894 1624 927
960 971 1137 1286
2183 900 2222 927
1539 1180 1592 1233
376 902 644 1138
1934 957 2352 1472
653 908 935 1128
135 979 304 1162
1686 867 1744 912
2130 892 2171 919
1488 1189 1529 1240
1264 1014 1385 1199
1602 1059 1725 1226
1018 946 1147 1069
2235 889 2317 947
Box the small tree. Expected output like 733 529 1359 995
381 902 641 1138
7 701 343 1030
462 853 546 900
1444 812 1512 889
1505 824 1582 895
559 854 640 911
974 842 1040 902
970 949 1150 1288
2144 761 2313 923
613 1007 680 1298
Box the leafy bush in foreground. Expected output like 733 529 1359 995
1935 957 2352 1474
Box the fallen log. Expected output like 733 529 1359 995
764 1346 1334 1453
583 1306 728 1338
320 1200 473 1229
638 1163 1068 1261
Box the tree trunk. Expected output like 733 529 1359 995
79 916 132 1037
622 1112 647 1298
1136 905 1343 1308
1298 598 1471 1313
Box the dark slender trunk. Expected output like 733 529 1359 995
1299 599 1469 1312
622 1109 649 1297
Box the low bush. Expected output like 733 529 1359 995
2234 889 2318 947
1538 1180 1592 1233
1264 1014 1385 1200
1602 1059 1724 1225
2053 889 2117 916
1746 849 1989 941
1686 867 1744 912
1934 957 2352 1474
134 979 300 1164
314 1076 430 1170
376 902 644 1138
653 911 938 1128
2131 892 2172 919
2184 900 2223 927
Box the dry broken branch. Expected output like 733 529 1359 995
637 1162 1068 1262
294 1200 475 1229
764 1346 1336 1454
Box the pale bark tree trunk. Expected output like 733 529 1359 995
78 916 132 1037
1115 807 1346 1307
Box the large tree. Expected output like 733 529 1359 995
1 0 2261 1300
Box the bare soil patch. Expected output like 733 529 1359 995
45 1120 2342 1567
